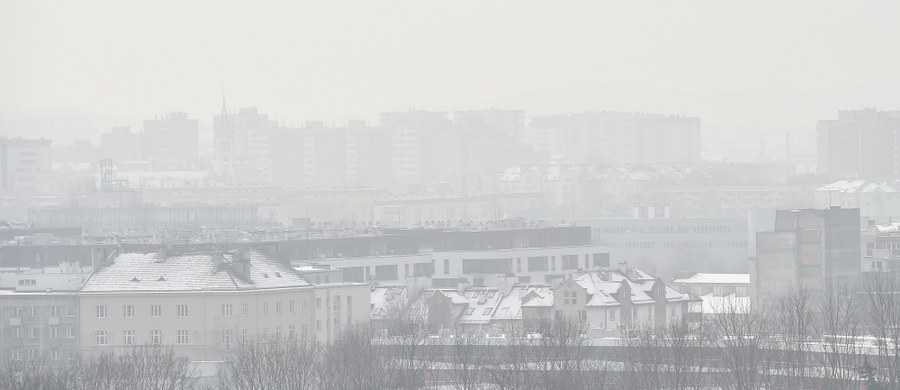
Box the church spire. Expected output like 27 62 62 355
221 85 228 116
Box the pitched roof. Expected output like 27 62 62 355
81 251 309 293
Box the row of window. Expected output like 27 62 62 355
4 305 76 318
95 329 185 345
9 348 76 361
96 300 314 319
9 326 77 339
607 241 748 249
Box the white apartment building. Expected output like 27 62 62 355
79 249 368 360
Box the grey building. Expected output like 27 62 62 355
751 207 861 309
817 109 900 179
583 216 750 277
142 112 199 162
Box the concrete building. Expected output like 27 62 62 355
371 266 690 337
99 127 141 162
522 112 701 165
0 271 86 364
750 208 861 309
142 112 200 162
213 106 278 185
670 272 750 321
817 109 900 179
583 216 750 277
78 249 368 360
815 180 900 224
862 223 900 273
0 137 52 192
381 110 454 182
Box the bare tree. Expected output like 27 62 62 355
773 286 814 389
709 300 776 390
815 281 863 389
862 272 900 388
318 325 390 390
444 328 488 390
216 334 318 390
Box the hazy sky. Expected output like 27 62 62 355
2 0 900 157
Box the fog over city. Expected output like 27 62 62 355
2 1 900 389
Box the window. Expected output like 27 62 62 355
316 298 322 310
50 306 59 317
222 304 233 317
96 331 108 345
177 330 188 345
316 320 322 331
223 329 232 346
50 327 59 339
241 303 248 316
289 300 295 314
275 326 282 337
301 324 308 340
150 305 161 317
96 305 107 318
482 307 493 315
151 330 162 344
67 306 77 317
177 305 188 317
444 259 450 275
66 327 75 339
50 348 60 361
263 302 269 315
301 299 308 313
464 308 475 315
123 305 134 318
609 309 616 321
333 295 341 318
275 301 282 315
10 349 21 361
124 330 134 345
29 327 37 338
289 325 295 337
240 329 248 342
347 296 353 322
28 306 38 318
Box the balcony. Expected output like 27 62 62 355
48 316 60 326
9 317 21 327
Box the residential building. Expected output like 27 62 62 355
750 208 861 309
142 112 199 162
817 109 900 179
213 106 278 185
78 250 318 360
0 271 85 364
861 223 900 273
814 180 900 224
99 127 141 162
0 137 52 192
670 272 750 321
522 112 701 165
583 216 750 277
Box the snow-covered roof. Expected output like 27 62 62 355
816 180 898 193
671 273 750 286
699 293 751 315
81 251 309 293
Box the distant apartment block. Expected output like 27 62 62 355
0 137 52 192
142 112 199 161
817 109 900 179
214 106 278 185
815 180 900 224
522 112 701 165
99 127 141 162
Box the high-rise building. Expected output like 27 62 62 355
751 207 861 309
381 110 454 183
214 105 278 185
142 112 199 161
0 137 52 192
99 126 141 162
523 112 701 165
817 109 900 179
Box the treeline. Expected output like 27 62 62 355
2 274 898 390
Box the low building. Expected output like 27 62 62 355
78 249 367 360
671 272 751 321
